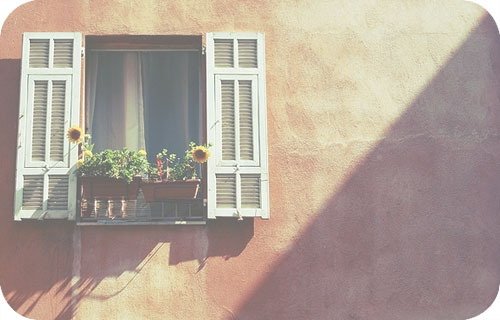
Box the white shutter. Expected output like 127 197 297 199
207 33 269 219
15 32 81 220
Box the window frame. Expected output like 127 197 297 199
80 35 207 222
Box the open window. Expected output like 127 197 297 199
14 32 269 222
82 36 205 222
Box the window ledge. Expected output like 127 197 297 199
77 219 206 226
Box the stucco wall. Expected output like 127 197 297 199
1 1 500 319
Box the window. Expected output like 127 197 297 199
83 36 204 221
14 32 269 222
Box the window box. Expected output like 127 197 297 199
141 179 200 202
80 176 141 200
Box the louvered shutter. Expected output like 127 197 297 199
15 33 81 220
206 33 269 219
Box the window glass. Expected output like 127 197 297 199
88 51 201 164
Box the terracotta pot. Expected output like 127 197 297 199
141 179 200 202
80 176 141 200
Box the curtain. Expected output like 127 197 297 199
89 52 145 152
88 51 201 165
85 52 98 134
141 51 201 164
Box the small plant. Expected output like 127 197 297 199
77 148 150 183
148 142 211 181
149 149 176 181
141 143 210 201
67 127 149 183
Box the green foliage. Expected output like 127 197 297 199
150 142 212 181
76 136 149 183
82 134 93 153
77 135 211 183
170 142 198 180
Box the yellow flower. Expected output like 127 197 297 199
67 126 83 143
83 150 93 158
192 146 210 163
138 149 147 157
77 159 84 168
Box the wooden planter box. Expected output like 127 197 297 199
141 179 200 202
80 176 141 200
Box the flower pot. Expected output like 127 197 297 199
80 176 141 200
141 179 200 202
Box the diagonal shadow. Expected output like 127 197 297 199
0 3 255 319
0 56 254 319
234 15 500 320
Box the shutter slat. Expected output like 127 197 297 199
238 39 258 68
239 80 253 160
48 175 69 210
216 174 236 208
53 39 73 68
221 80 236 160
50 81 66 161
29 39 49 68
32 81 48 161
215 39 234 68
241 174 261 208
22 175 44 209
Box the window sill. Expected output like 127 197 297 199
77 219 206 226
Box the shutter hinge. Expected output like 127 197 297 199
236 210 243 221
81 47 85 58
202 46 206 55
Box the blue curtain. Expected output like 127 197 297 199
141 51 201 164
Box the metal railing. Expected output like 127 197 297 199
79 191 204 223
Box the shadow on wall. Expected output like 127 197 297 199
2 218 254 320
0 57 255 319
234 16 500 320
61 219 253 320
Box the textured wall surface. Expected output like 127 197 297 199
1 0 500 319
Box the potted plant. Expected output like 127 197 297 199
67 126 149 200
141 142 210 202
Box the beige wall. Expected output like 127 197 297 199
1 1 499 319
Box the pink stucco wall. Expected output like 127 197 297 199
1 1 500 319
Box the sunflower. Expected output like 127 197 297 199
67 126 83 143
83 150 93 158
138 149 147 157
192 146 210 163
77 159 84 168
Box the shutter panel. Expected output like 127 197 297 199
216 174 237 208
214 39 234 68
241 174 261 208
22 175 44 209
221 80 236 160
31 80 48 162
15 32 81 220
238 80 254 160
48 175 69 210
29 39 49 68
238 40 258 68
207 33 269 219
50 81 66 161
53 40 74 68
